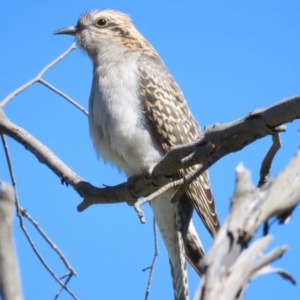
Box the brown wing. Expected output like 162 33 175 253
138 55 219 237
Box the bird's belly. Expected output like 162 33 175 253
89 64 163 176
89 63 177 267
89 120 163 176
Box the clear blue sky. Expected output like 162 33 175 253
1 1 300 299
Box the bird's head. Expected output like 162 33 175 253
54 9 153 60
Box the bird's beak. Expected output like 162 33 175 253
54 26 77 36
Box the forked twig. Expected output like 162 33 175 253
39 78 88 115
1 134 78 300
0 43 82 113
20 207 76 275
54 272 74 300
19 221 78 299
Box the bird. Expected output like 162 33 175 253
55 9 220 299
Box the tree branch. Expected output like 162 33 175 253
0 44 77 109
1 132 78 299
0 182 23 300
1 95 300 223
195 148 300 299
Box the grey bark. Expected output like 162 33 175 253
0 182 23 300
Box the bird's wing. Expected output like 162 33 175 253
138 56 220 237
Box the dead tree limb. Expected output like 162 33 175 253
0 182 23 300
195 149 300 300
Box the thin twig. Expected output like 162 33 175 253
0 134 21 217
38 44 77 78
0 43 76 108
54 272 74 300
143 218 159 300
19 207 76 275
257 133 281 188
20 224 78 299
59 273 72 280
38 79 88 115
1 134 78 300
134 163 208 223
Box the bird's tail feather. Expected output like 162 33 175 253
170 202 189 300
184 223 206 276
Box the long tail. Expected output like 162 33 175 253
185 221 206 276
170 201 189 300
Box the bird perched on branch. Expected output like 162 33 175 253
55 9 220 299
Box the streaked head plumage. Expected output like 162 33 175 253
55 9 156 59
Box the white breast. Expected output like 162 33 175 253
88 49 179 268
88 50 162 176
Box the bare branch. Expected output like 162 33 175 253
1 134 22 217
252 265 296 285
1 94 300 223
1 132 77 299
0 182 23 300
0 109 133 206
38 78 88 115
19 217 78 299
0 44 76 109
219 236 290 300
54 273 74 300
20 207 76 275
195 148 300 299
257 133 281 187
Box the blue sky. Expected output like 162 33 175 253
1 1 300 299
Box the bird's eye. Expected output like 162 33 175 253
96 18 108 27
